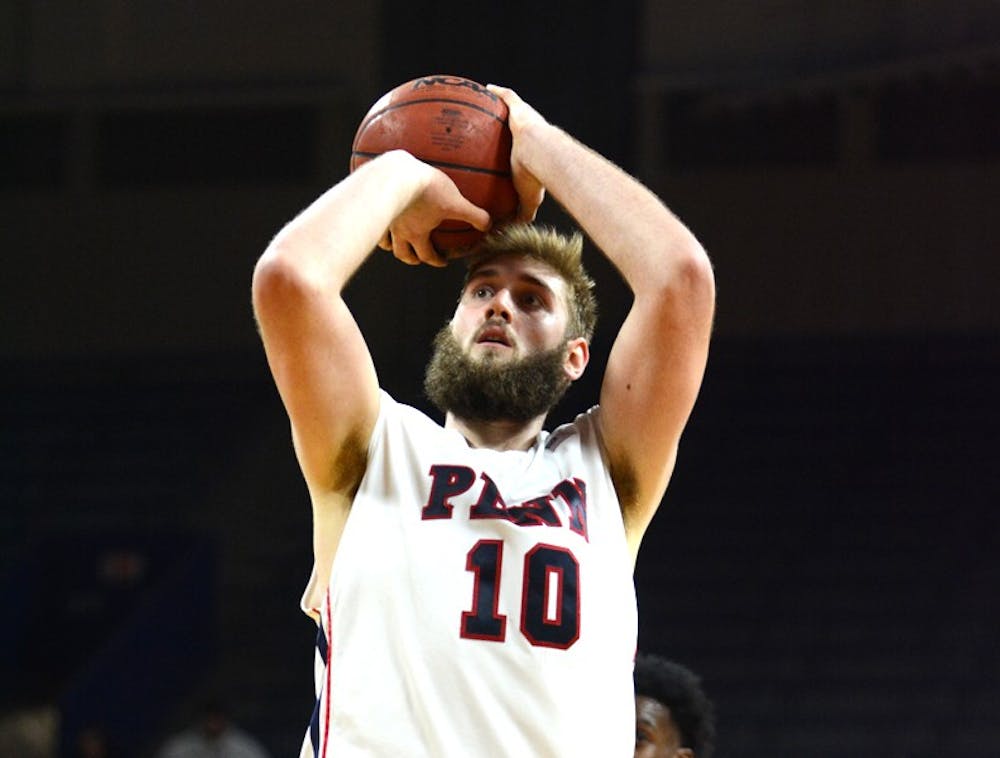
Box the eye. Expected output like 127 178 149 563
472 285 493 299
519 291 543 309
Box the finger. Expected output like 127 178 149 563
377 230 392 251
487 84 530 131
512 171 545 222
486 84 516 104
411 237 447 268
464 205 492 232
443 197 491 233
391 234 420 266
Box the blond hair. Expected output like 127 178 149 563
465 223 597 341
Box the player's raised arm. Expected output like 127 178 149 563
489 85 716 555
252 150 490 498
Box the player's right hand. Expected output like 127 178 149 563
378 153 491 267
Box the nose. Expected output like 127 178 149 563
484 288 513 322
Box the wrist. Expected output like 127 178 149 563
515 121 569 176
369 150 436 206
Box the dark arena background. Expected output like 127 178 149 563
2 2 999 756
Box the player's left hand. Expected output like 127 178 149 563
487 84 547 223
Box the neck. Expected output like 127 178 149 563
445 412 546 451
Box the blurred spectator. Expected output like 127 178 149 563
0 704 57 758
633 653 716 758
74 723 120 758
155 701 270 758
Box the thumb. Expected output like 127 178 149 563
452 196 492 231
514 173 545 223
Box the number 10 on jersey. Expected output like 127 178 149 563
461 539 581 649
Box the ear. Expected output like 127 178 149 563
563 337 589 381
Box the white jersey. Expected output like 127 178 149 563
300 392 637 758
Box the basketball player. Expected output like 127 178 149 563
252 84 715 757
634 653 717 758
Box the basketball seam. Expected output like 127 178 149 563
350 151 511 178
356 97 508 135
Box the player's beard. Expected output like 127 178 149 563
424 325 571 423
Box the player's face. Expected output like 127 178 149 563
454 253 573 368
635 695 693 758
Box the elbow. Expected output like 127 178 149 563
252 241 312 318
658 239 716 300
683 248 716 316
682 245 716 303
650 241 716 322
252 246 286 303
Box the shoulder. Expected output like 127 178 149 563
545 405 604 454
365 391 465 468
374 391 449 442
543 405 615 485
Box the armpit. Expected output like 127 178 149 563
609 454 640 525
327 430 369 498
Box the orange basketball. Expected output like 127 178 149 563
350 74 518 253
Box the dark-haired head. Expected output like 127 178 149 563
633 653 716 758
